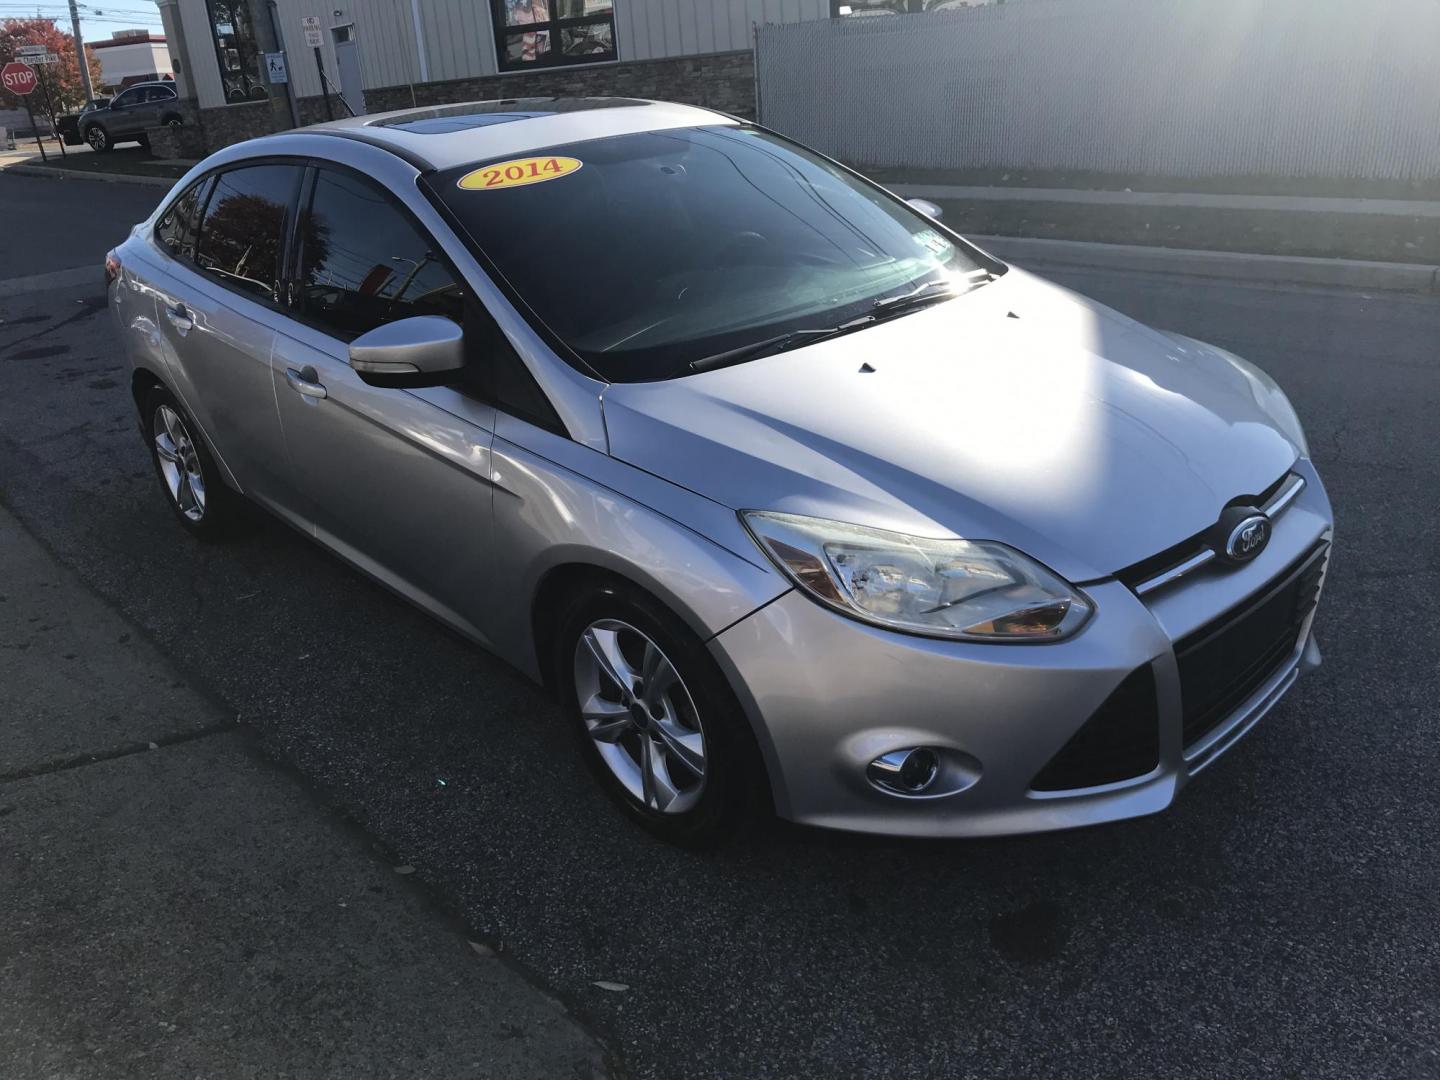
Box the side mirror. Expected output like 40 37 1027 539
906 197 943 221
348 315 465 388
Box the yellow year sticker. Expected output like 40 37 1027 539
457 156 583 191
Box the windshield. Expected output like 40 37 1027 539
426 126 994 381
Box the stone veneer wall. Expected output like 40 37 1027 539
365 50 755 119
188 50 753 155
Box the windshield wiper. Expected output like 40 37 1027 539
689 317 875 374
871 270 994 316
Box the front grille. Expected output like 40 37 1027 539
1030 666 1160 791
1117 471 1298 595
1175 542 1327 749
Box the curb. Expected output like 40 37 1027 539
2 163 178 188
971 234 1440 294
893 183 1440 218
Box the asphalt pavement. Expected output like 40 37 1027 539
2 172 1438 1079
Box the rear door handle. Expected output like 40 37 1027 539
285 366 327 400
165 303 192 333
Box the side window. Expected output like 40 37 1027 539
112 88 137 109
154 177 210 261
296 168 465 339
195 164 301 303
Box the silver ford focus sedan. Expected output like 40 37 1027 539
107 98 1332 844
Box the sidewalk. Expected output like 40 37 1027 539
0 504 612 1078
890 183 1440 219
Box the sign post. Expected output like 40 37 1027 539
301 17 332 121
31 57 67 159
1 61 45 162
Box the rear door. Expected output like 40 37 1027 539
149 162 310 519
268 165 498 640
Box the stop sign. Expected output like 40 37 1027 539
2 61 38 96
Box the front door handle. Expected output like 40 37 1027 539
285 366 327 400
165 302 192 333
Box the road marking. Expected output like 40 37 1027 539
0 266 98 299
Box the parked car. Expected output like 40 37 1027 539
105 99 1332 845
57 97 111 146
80 82 181 151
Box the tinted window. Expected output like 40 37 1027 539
427 126 989 381
112 88 140 108
297 168 465 339
154 178 209 261
195 164 300 302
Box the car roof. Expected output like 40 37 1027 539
289 97 740 172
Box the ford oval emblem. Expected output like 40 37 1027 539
1225 514 1271 563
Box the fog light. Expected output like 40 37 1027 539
867 747 940 795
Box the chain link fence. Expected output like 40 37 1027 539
756 0 1440 181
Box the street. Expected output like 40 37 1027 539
2 173 1438 1079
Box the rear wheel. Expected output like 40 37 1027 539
143 386 240 539
85 125 111 151
136 133 150 150
556 581 768 846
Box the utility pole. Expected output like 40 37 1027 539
245 0 297 130
66 0 94 104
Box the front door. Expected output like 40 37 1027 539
269 166 497 642
111 86 160 137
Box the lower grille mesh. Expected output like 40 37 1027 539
1175 542 1327 749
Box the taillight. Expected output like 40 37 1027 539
104 250 122 287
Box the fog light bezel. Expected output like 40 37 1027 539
866 746 978 799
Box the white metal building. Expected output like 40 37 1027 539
90 30 174 91
158 0 832 114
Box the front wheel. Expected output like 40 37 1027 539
85 125 111 152
556 582 768 846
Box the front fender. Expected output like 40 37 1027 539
486 417 788 681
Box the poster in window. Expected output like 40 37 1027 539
505 28 551 63
503 0 548 25
561 21 613 57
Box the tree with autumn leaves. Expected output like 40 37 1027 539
1 18 105 126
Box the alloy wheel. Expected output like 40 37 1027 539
152 404 207 521
573 619 707 814
86 126 108 150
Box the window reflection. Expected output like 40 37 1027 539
195 165 300 301
299 169 465 339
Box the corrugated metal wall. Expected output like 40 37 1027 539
617 0 827 60
757 0 1440 181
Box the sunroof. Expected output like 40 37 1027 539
369 98 653 133
382 113 545 134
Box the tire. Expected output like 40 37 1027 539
136 134 150 151
555 579 769 847
85 125 111 152
162 114 183 128
142 386 240 540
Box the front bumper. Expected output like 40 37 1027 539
709 460 1333 838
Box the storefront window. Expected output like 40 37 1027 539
492 0 617 72
833 0 992 13
205 0 268 103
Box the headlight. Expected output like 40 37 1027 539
742 512 1093 642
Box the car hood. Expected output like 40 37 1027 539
602 268 1299 582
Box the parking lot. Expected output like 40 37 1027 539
2 173 1438 1078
